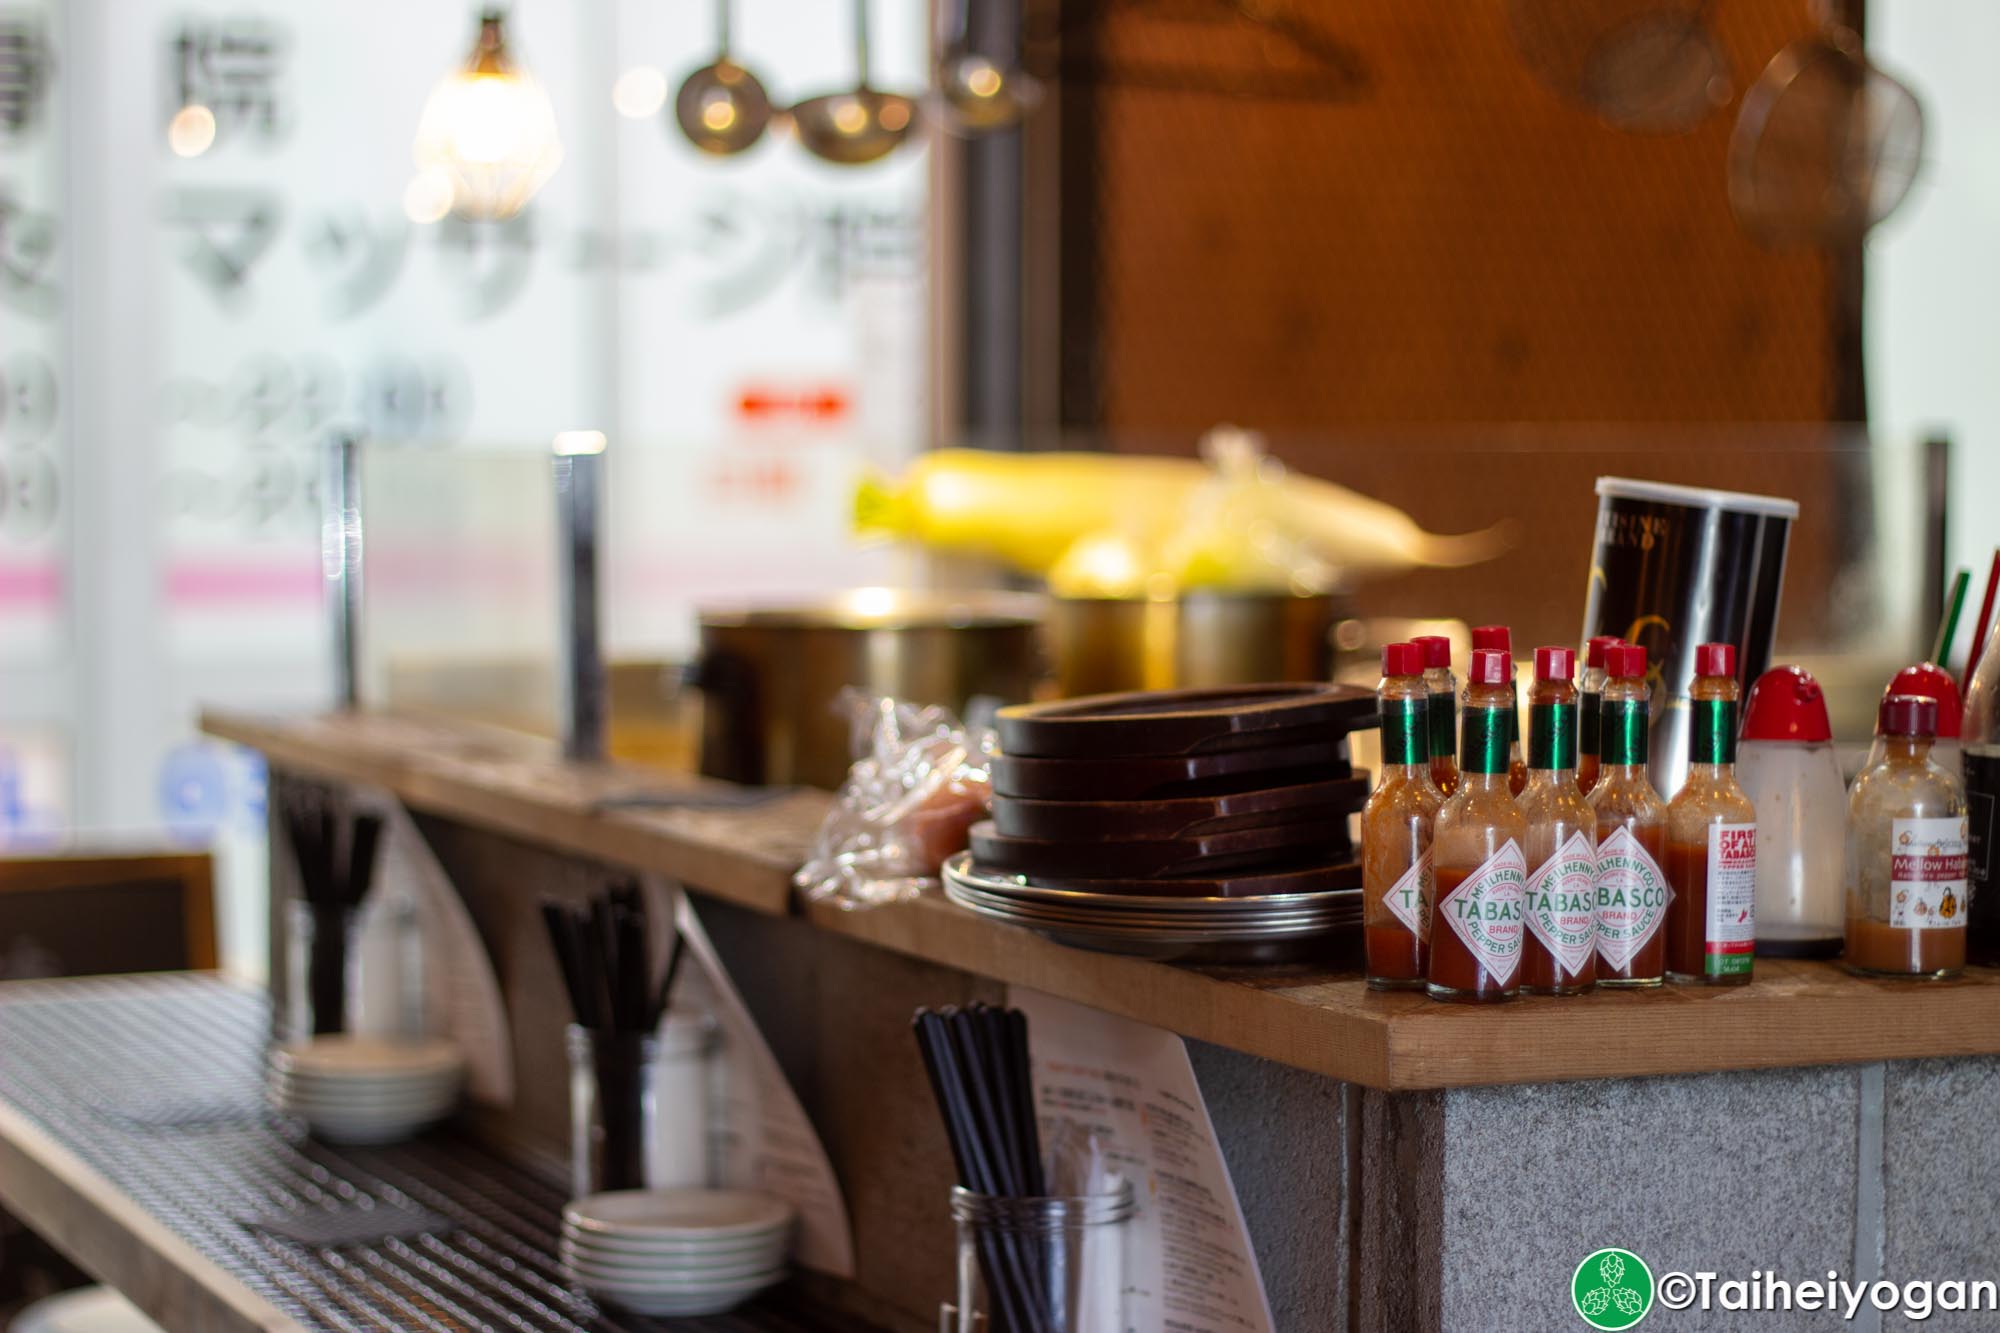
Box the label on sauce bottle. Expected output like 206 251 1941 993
1890 815 1970 930
1705 823 1757 976
1594 826 1671 969
1437 841 1526 985
1384 847 1433 942
1525 831 1596 975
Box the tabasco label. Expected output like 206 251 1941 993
1890 816 1969 930
1438 841 1526 985
1594 826 1671 970
1385 848 1433 943
1526 832 1597 975
1705 824 1757 976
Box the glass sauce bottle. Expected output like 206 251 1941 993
1664 643 1757 985
1518 647 1597 995
1589 643 1671 988
1844 694 1969 979
1578 635 1622 795
1363 643 1443 990
1966 624 2000 965
1413 634 1459 797
1472 625 1528 796
1428 648 1527 1004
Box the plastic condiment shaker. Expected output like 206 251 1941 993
1737 665 1845 958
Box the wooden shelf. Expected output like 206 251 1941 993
204 709 2000 1092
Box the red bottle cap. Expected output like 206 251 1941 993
1468 648 1511 685
1381 642 1424 677
1694 642 1736 678
1585 635 1622 669
1741 665 1832 743
1534 646 1575 681
1879 693 1938 740
1411 635 1452 669
1877 663 1962 739
1471 625 1512 653
1604 643 1647 679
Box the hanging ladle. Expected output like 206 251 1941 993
790 0 919 165
936 0 1040 134
674 0 774 155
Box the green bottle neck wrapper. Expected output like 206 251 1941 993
1460 704 1511 775
1528 701 1578 771
1600 698 1649 768
1690 697 1737 766
1380 697 1429 767
1579 690 1602 756
1426 692 1456 762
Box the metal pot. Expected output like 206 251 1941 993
1048 593 1338 697
693 590 1046 789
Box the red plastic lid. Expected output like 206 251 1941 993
1467 647 1511 685
1879 693 1938 739
1381 642 1424 677
1471 625 1512 653
1411 634 1452 669
1877 663 1962 739
1741 665 1832 743
1604 643 1647 679
1585 635 1622 669
1694 642 1736 678
1534 646 1575 681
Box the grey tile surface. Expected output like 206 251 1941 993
1188 1039 1351 1333
1883 1057 2000 1333
1439 1066 1861 1332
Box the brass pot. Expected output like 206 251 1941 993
694 590 1046 789
1048 592 1337 696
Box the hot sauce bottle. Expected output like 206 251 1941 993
1578 635 1623 795
1363 643 1443 990
1588 644 1671 988
1412 635 1460 797
1844 694 1969 980
1518 646 1597 995
1664 643 1757 986
1428 648 1528 1004
1472 626 1529 796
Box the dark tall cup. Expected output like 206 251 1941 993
1581 477 1797 797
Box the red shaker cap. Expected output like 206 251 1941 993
1694 642 1736 678
1534 646 1575 681
1381 642 1424 677
1879 693 1938 740
1878 663 1962 739
1467 648 1511 685
1411 634 1452 669
1471 625 1512 653
1604 643 1647 679
1585 635 1623 669
1741 665 1832 743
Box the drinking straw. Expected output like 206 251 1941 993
1964 549 2000 692
1003 1008 1045 1197
1933 568 1971 668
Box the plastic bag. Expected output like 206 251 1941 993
794 692 994 910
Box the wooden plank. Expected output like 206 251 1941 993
0 1097 303 1333
204 709 2000 1092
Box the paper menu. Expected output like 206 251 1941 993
1008 987 1276 1333
641 877 857 1279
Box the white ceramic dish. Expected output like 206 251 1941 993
560 1251 786 1285
270 1036 464 1079
563 1188 794 1241
558 1225 787 1259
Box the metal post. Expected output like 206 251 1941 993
323 432 362 709
553 431 608 761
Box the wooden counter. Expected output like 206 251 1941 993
203 708 2000 1092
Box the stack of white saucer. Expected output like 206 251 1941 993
266 1035 464 1145
560 1188 794 1317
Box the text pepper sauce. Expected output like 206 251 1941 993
1427 648 1528 1004
1589 643 1671 988
1519 646 1598 995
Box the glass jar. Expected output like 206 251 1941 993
1737 666 1846 958
1844 694 1969 980
943 1182 1135 1333
566 1011 716 1198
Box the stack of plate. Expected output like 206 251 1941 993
560 1188 794 1317
266 1035 464 1145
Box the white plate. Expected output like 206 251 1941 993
559 1227 788 1260
591 1276 782 1318
270 1036 464 1079
580 1267 784 1299
564 1188 794 1241
561 1251 786 1285
269 1085 459 1110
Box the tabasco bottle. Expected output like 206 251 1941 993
1578 635 1623 795
1363 643 1443 990
1427 648 1527 1004
1518 646 1597 995
1664 643 1757 986
1412 635 1460 796
1472 625 1528 796
1589 643 1671 987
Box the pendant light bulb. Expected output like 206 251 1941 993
412 9 563 222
